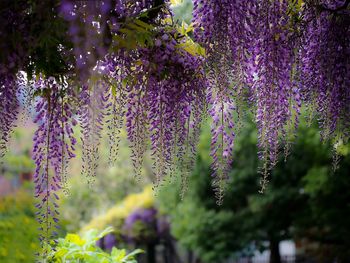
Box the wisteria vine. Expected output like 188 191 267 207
32 77 77 257
300 2 350 151
0 71 21 159
0 0 349 256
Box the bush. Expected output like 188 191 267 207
47 227 143 263
0 190 39 262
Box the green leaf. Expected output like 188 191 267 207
65 233 86 246
125 249 144 258
97 226 114 240
134 19 154 30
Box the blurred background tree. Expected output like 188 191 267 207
2 112 349 263
158 115 350 263
171 0 193 24
0 190 39 263
60 131 152 232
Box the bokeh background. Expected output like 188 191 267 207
1 1 350 263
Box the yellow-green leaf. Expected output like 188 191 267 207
66 234 86 246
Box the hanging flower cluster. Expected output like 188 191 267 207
78 80 110 183
0 1 31 160
300 3 350 145
0 72 21 160
193 0 239 202
32 77 77 257
104 29 206 187
192 0 345 193
246 0 301 191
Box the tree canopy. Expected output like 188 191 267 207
158 119 350 263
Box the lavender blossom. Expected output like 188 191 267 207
300 4 350 143
32 76 77 256
0 71 21 160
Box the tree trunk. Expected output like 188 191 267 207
147 243 156 263
269 238 281 263
187 251 193 263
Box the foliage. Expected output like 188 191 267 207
158 118 350 262
0 190 39 263
82 186 154 232
3 154 35 176
80 185 170 257
60 132 149 232
47 227 143 263
164 200 243 262
171 0 193 24
2 126 36 178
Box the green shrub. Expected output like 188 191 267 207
0 190 39 262
47 227 143 263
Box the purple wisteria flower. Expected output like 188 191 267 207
103 29 206 186
193 0 303 194
104 233 117 250
123 208 158 242
300 3 350 141
32 76 77 255
0 70 21 160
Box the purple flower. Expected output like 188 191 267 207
32 76 77 252
157 217 170 237
104 233 117 250
124 208 157 229
0 70 21 160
